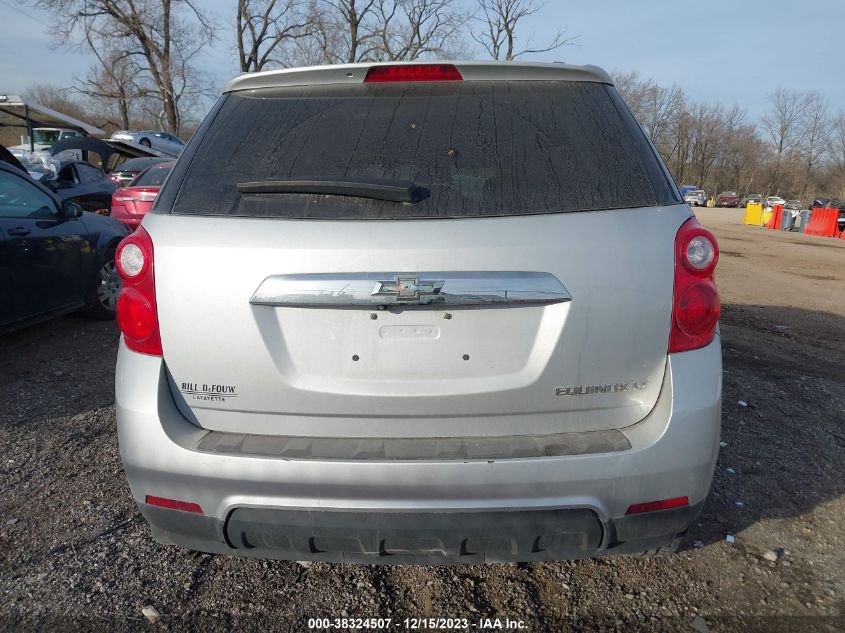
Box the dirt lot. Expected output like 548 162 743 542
0 208 843 632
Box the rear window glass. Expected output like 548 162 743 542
163 81 678 219
119 157 165 172
134 164 172 187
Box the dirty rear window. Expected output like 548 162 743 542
161 82 678 219
133 164 173 187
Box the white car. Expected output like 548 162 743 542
9 128 85 162
684 190 707 207
110 130 185 157
765 196 786 210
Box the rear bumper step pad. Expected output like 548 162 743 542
194 429 631 461
141 502 703 564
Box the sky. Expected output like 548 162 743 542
1 0 843 122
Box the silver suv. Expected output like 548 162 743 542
115 62 722 564
684 190 707 207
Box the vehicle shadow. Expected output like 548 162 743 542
683 303 845 550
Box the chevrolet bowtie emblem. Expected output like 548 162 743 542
372 276 444 301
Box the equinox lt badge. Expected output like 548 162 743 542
556 381 648 396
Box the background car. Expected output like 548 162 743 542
716 191 739 207
765 196 786 210
37 159 119 213
110 161 175 228
108 157 169 187
8 127 83 157
110 130 185 156
0 161 129 334
784 200 802 211
684 190 706 206
739 194 762 208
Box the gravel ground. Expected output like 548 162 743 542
0 208 843 632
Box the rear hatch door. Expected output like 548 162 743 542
148 75 685 438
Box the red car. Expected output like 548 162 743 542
110 161 174 228
715 191 739 208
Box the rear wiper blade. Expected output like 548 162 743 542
236 177 427 203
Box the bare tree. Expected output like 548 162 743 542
77 56 141 130
320 0 381 63
611 73 843 203
794 92 830 200
712 105 758 195
30 0 216 134
237 0 312 71
22 84 89 121
374 0 469 61
471 0 577 61
614 70 684 151
276 1 343 65
830 111 845 199
286 0 468 65
613 70 651 115
74 24 147 130
760 88 810 167
723 122 767 197
685 103 726 189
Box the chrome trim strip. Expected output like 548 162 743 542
250 272 572 307
116 196 156 202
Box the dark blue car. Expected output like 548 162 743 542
0 160 130 334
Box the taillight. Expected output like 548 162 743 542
115 226 162 356
364 64 463 83
669 217 720 353
625 496 689 515
145 495 203 514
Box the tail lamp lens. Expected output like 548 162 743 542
116 288 156 339
625 496 689 515
669 218 720 353
115 226 162 356
675 282 720 336
684 235 715 271
364 64 463 83
145 495 204 514
118 242 145 277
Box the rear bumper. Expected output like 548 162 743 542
108 206 140 229
140 501 704 564
110 214 141 230
116 336 722 563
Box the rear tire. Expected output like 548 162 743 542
84 252 120 320
139 137 151 148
